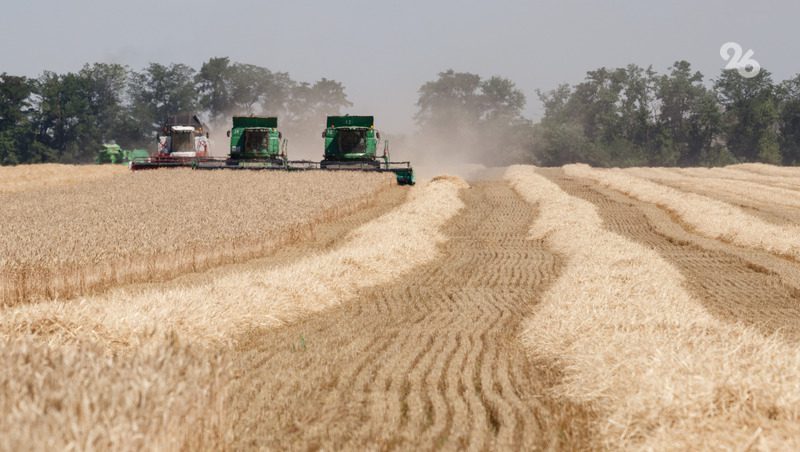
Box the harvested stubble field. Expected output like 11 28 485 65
3 163 800 451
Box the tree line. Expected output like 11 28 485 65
414 62 800 167
0 58 351 164
2 58 800 167
534 61 800 167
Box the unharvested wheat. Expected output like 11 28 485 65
0 169 393 306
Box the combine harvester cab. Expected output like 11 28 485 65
319 115 415 185
130 114 210 170
195 116 289 170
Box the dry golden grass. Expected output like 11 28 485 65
507 165 800 450
677 166 800 190
623 166 800 210
0 164 128 193
0 168 394 306
565 163 800 260
0 176 467 449
732 162 800 178
0 334 228 452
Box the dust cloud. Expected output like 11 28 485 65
386 124 491 183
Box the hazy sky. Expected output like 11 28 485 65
1 0 798 133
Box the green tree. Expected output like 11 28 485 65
31 71 101 162
714 69 780 163
415 70 483 131
79 63 132 147
287 78 352 126
569 67 626 145
655 61 721 165
0 74 34 164
196 57 234 122
479 76 526 121
777 74 800 164
415 70 532 164
258 70 294 115
535 84 586 165
617 65 657 154
536 62 734 167
129 63 198 132
536 66 652 166
229 64 292 115
28 64 133 162
197 58 296 121
477 76 531 164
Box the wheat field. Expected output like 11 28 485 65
0 169 394 306
4 163 800 450
0 164 129 193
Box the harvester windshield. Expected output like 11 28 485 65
338 129 366 153
244 130 270 153
171 131 194 153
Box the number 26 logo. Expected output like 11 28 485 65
720 42 761 79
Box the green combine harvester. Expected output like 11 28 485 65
319 115 415 185
228 116 286 167
194 114 414 185
96 144 149 165
195 116 296 170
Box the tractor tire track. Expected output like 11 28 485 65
225 181 593 450
541 168 800 342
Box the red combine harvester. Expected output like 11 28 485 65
130 114 210 170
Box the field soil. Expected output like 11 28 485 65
224 179 592 450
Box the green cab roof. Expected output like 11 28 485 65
233 116 278 128
327 115 374 128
